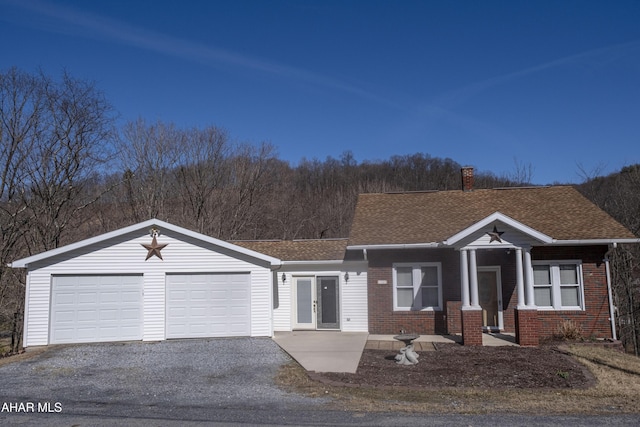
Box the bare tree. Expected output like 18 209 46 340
117 119 183 221
0 68 115 351
219 142 277 240
21 71 115 252
507 158 535 185
0 68 40 350
174 126 231 234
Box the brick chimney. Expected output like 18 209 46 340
461 167 474 192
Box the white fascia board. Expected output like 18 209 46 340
444 212 553 246
346 242 440 250
281 260 345 265
10 219 281 268
549 238 640 246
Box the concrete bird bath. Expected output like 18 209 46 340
393 333 420 365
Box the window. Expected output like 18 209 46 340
393 263 442 311
532 261 583 310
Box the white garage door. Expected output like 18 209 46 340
166 273 251 338
50 275 143 344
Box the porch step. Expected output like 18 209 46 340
365 340 436 351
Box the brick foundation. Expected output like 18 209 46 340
461 308 483 346
515 308 540 346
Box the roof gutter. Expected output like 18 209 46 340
604 242 619 340
347 242 440 250
550 238 640 246
281 260 346 266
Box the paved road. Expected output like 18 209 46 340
1 339 638 426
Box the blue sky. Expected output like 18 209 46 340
1 0 639 184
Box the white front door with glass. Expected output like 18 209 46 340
293 276 340 330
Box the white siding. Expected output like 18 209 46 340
273 272 292 331
23 229 273 347
143 271 165 341
341 263 368 332
465 224 541 249
249 268 272 336
276 262 369 333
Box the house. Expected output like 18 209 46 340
346 167 640 345
11 167 639 347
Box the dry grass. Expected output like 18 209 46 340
276 344 640 414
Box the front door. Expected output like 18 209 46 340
317 276 340 329
478 267 503 331
293 276 340 330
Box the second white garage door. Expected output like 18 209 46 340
165 273 251 338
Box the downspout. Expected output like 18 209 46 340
604 243 618 340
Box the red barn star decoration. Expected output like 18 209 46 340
142 235 168 260
487 225 505 243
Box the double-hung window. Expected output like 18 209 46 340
532 261 583 310
393 263 442 311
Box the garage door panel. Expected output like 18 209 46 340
100 309 118 321
77 310 99 322
166 273 250 338
50 275 142 344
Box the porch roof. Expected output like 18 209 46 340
348 186 637 246
232 238 348 261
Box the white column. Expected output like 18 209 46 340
523 247 536 307
515 248 525 308
460 249 470 308
469 249 480 308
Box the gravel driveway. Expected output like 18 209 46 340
0 338 323 423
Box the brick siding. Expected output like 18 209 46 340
366 245 613 343
461 309 483 345
532 246 612 339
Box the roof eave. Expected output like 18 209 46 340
549 238 640 246
347 242 440 250
281 259 345 265
10 218 282 269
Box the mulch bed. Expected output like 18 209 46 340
315 344 594 389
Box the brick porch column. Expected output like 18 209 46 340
515 308 539 346
461 308 483 346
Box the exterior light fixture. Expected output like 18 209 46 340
344 272 350 282
281 273 286 283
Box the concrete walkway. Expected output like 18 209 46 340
273 331 517 373
273 331 368 373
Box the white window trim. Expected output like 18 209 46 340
392 262 442 311
532 260 585 311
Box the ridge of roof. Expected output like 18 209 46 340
367 185 561 196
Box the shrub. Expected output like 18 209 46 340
555 320 584 341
